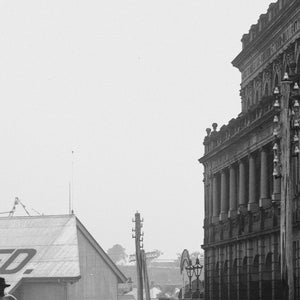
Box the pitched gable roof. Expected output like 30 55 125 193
0 215 80 292
0 214 126 292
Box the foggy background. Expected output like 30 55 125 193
0 0 271 258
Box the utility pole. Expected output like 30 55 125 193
132 212 144 300
132 212 151 300
141 249 151 300
280 77 294 300
275 69 300 300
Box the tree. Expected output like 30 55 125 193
107 244 127 264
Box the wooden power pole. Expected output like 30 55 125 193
280 79 294 300
133 212 144 300
278 69 300 300
132 212 151 300
141 249 151 300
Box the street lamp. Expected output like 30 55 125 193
185 259 193 297
193 258 203 297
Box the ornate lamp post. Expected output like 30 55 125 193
193 257 203 296
3 295 18 300
185 259 193 298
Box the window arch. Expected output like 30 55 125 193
262 253 272 300
247 97 251 109
275 254 282 299
255 90 259 103
230 259 238 300
213 262 220 300
222 260 229 300
274 73 279 88
239 257 247 300
250 255 259 299
264 82 269 96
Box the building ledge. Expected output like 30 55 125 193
199 96 275 164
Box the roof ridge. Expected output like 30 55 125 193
0 214 74 220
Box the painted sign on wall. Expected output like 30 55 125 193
0 249 36 274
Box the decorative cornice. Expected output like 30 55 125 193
232 1 299 79
199 96 275 164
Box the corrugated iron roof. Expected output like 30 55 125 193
0 215 80 292
0 214 127 292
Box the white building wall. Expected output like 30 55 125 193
67 228 118 300
15 282 66 300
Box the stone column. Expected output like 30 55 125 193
229 165 237 218
220 170 229 221
204 172 209 221
248 154 258 211
212 175 219 223
238 160 247 213
209 175 214 223
260 148 271 207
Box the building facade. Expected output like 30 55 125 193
199 0 300 299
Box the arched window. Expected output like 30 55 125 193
239 257 247 300
247 97 251 109
275 254 282 299
264 82 269 96
255 90 259 103
262 253 273 300
213 262 220 300
285 64 290 76
222 261 229 300
230 259 238 300
250 255 259 299
274 73 279 88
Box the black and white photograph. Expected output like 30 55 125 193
0 0 297 299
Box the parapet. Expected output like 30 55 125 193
201 96 275 159
241 0 294 49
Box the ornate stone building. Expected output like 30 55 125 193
199 0 300 299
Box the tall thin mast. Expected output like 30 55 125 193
278 71 300 300
133 212 143 300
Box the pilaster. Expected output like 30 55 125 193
212 175 219 223
238 160 247 213
220 170 229 221
209 173 214 223
229 165 237 218
248 154 258 211
259 147 271 207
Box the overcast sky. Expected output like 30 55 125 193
0 0 272 258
